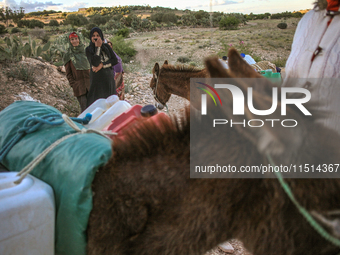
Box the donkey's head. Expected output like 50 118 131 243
204 48 340 166
150 60 171 109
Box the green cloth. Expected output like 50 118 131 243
0 101 112 255
63 34 90 70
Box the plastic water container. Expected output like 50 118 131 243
78 95 119 123
0 172 55 255
244 55 256 65
86 100 132 130
103 104 143 134
261 69 281 85
103 104 159 135
104 105 170 140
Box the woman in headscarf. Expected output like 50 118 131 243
86 27 118 107
63 32 90 112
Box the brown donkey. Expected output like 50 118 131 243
88 49 340 255
150 60 208 108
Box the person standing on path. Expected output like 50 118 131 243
63 32 90 112
85 27 118 107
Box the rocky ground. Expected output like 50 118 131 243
0 58 189 118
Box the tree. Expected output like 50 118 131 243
0 7 13 27
12 7 25 25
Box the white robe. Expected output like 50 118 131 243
283 9 340 133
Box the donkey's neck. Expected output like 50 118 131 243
160 69 207 100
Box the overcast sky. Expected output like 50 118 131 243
0 0 314 14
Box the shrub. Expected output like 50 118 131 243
150 12 163 23
64 14 88 27
109 35 136 63
219 16 241 30
11 27 20 34
162 13 177 24
49 19 59 26
80 29 90 39
86 23 97 30
277 22 288 29
9 24 14 27
0 24 7 34
6 63 35 83
28 19 45 28
17 20 29 28
177 56 190 63
89 14 107 26
116 28 129 38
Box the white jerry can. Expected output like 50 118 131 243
0 172 55 255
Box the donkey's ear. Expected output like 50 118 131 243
204 57 231 78
153 63 160 78
163 60 169 65
228 48 262 78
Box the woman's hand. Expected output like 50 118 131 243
92 63 103 73
94 37 103 48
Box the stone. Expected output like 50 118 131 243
218 242 234 253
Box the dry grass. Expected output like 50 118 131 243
123 17 299 74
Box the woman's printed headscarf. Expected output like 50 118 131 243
63 32 90 70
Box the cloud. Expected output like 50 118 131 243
186 0 244 10
62 2 88 12
0 0 63 12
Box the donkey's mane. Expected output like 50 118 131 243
161 64 204 73
113 108 190 161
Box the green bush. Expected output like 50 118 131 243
219 16 241 30
48 19 59 26
86 23 97 30
116 28 130 38
277 22 288 29
162 13 177 24
0 24 7 34
63 14 88 27
89 14 107 26
109 35 137 63
11 27 20 34
28 19 45 28
177 56 190 63
17 20 29 28
81 29 90 39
